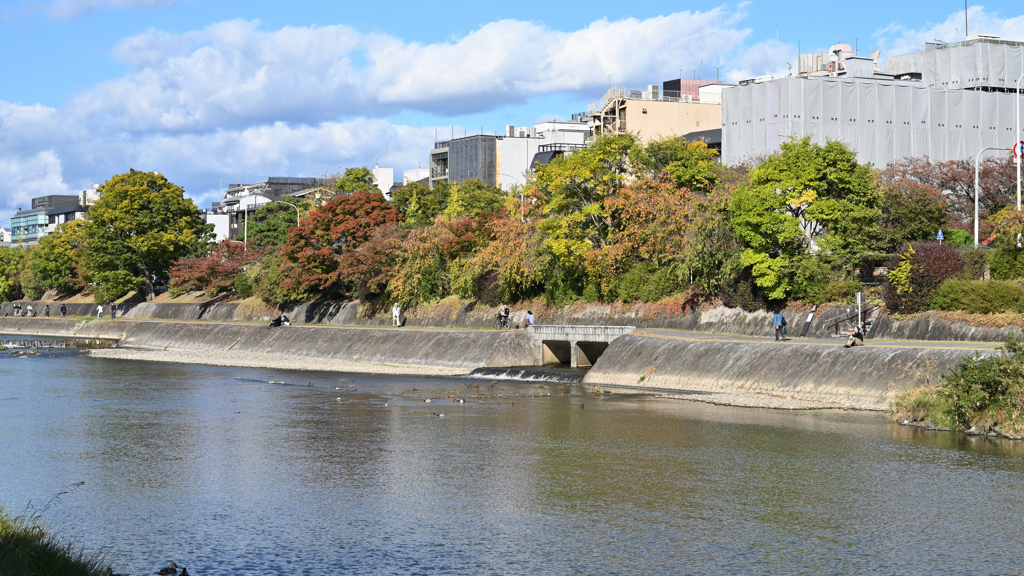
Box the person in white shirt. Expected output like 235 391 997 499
392 303 402 327
522 310 535 329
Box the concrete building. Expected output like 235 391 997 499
403 167 429 185
429 117 591 190
371 165 395 200
0 227 11 247
588 81 722 142
9 194 89 246
721 35 1024 166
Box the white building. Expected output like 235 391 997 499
721 36 1024 167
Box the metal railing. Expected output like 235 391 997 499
587 87 702 114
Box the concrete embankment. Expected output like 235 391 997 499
584 334 992 410
0 318 536 374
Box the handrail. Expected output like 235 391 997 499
824 305 880 336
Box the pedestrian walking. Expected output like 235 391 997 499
110 303 117 320
59 304 66 318
392 303 402 327
44 304 49 318
774 309 786 341
26 304 33 317
97 304 103 319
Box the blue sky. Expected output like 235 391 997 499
1 0 1022 225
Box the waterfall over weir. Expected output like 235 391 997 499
0 338 118 349
465 366 587 384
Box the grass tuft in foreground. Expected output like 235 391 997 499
0 483 112 576
891 332 1024 436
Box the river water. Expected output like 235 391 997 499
2 341 1024 575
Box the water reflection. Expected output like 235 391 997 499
1 352 1023 575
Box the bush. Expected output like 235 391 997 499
959 249 989 280
233 273 254 298
939 332 1024 432
944 228 973 248
989 247 1024 280
639 264 682 303
805 279 863 305
882 242 962 313
617 264 652 303
930 279 1024 314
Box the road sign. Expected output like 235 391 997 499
1015 141 1024 158
937 229 944 242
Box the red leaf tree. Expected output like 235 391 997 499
280 190 402 297
169 240 263 297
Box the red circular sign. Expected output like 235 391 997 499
1016 141 1024 158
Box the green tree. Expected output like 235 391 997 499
335 167 381 194
246 197 310 248
0 246 30 301
631 138 720 192
392 180 449 225
81 169 211 302
729 137 879 301
442 179 505 218
876 180 948 253
30 219 86 294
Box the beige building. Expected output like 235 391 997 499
588 84 723 142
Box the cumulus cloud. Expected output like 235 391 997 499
73 11 751 133
44 0 176 20
874 5 1024 60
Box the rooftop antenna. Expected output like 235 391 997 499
965 0 968 38
776 24 780 79
605 71 614 88
714 56 722 81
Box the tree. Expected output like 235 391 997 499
169 240 264 297
631 138 720 193
280 190 402 297
80 169 211 302
391 180 449 225
874 176 949 253
442 179 505 219
246 197 310 248
729 137 879 301
335 167 381 195
0 246 29 301
30 220 86 294
882 242 963 313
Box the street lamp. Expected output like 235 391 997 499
975 146 1012 247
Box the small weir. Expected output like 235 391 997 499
466 366 587 384
0 337 118 349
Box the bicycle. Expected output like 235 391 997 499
494 314 512 330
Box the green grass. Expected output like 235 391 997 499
0 508 111 576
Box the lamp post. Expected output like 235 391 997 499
975 146 1011 247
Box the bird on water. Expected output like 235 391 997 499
158 562 178 575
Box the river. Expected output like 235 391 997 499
2 339 1023 575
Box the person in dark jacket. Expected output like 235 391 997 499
844 325 865 348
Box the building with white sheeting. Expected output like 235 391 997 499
721 36 1024 167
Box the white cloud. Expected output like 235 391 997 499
43 0 175 20
874 6 1024 61
0 151 72 215
71 11 751 132
726 39 799 83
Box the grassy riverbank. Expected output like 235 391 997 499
0 508 108 576
890 333 1024 438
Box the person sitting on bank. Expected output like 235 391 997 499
844 325 865 348
268 315 283 329
522 310 535 330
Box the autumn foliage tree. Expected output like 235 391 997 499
280 190 402 298
169 240 264 297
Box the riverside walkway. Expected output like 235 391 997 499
635 328 1003 352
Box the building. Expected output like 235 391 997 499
588 80 722 142
371 165 395 200
206 177 329 242
721 35 1024 166
429 117 591 190
9 194 89 246
403 167 429 185
0 227 11 248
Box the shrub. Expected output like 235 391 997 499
617 264 652 303
939 332 1024 432
989 247 1024 280
944 228 973 248
930 279 1024 314
805 279 863 305
639 264 682 303
959 249 989 280
882 242 962 313
233 273 254 299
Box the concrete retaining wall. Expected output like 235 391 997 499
0 318 537 372
584 334 991 410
